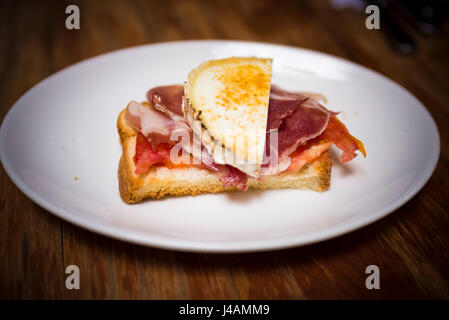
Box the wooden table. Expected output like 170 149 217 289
1 0 448 299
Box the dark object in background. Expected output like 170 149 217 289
373 0 417 54
395 0 446 34
332 0 448 55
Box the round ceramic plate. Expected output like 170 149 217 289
0 40 440 252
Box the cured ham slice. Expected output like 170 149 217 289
266 98 308 130
146 86 192 137
130 87 249 189
125 100 197 163
219 165 248 190
125 100 175 147
270 85 334 114
316 116 366 163
262 86 365 174
146 85 214 167
274 101 330 157
130 84 365 190
286 117 366 173
147 85 185 119
147 86 223 172
262 86 333 174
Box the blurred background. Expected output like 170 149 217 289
1 0 448 121
1 0 449 299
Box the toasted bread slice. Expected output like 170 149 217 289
183 57 272 177
117 103 332 203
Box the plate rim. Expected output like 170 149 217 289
0 40 441 253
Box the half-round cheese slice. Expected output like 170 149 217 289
183 57 272 177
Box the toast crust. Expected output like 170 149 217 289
117 104 331 203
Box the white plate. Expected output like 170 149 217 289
0 40 440 252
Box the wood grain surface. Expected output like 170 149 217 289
1 0 449 299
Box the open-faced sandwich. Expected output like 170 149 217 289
117 57 365 203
